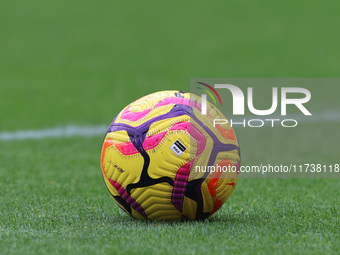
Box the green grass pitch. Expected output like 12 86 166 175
0 1 339 254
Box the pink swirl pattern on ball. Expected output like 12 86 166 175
114 122 206 157
109 179 147 218
170 160 194 212
120 97 200 121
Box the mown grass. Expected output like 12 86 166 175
1 0 340 254
0 137 339 254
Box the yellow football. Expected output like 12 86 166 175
101 91 240 221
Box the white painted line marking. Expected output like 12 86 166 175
0 111 339 141
0 125 108 141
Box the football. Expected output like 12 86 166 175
101 90 240 221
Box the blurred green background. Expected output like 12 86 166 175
1 0 340 131
0 1 339 254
